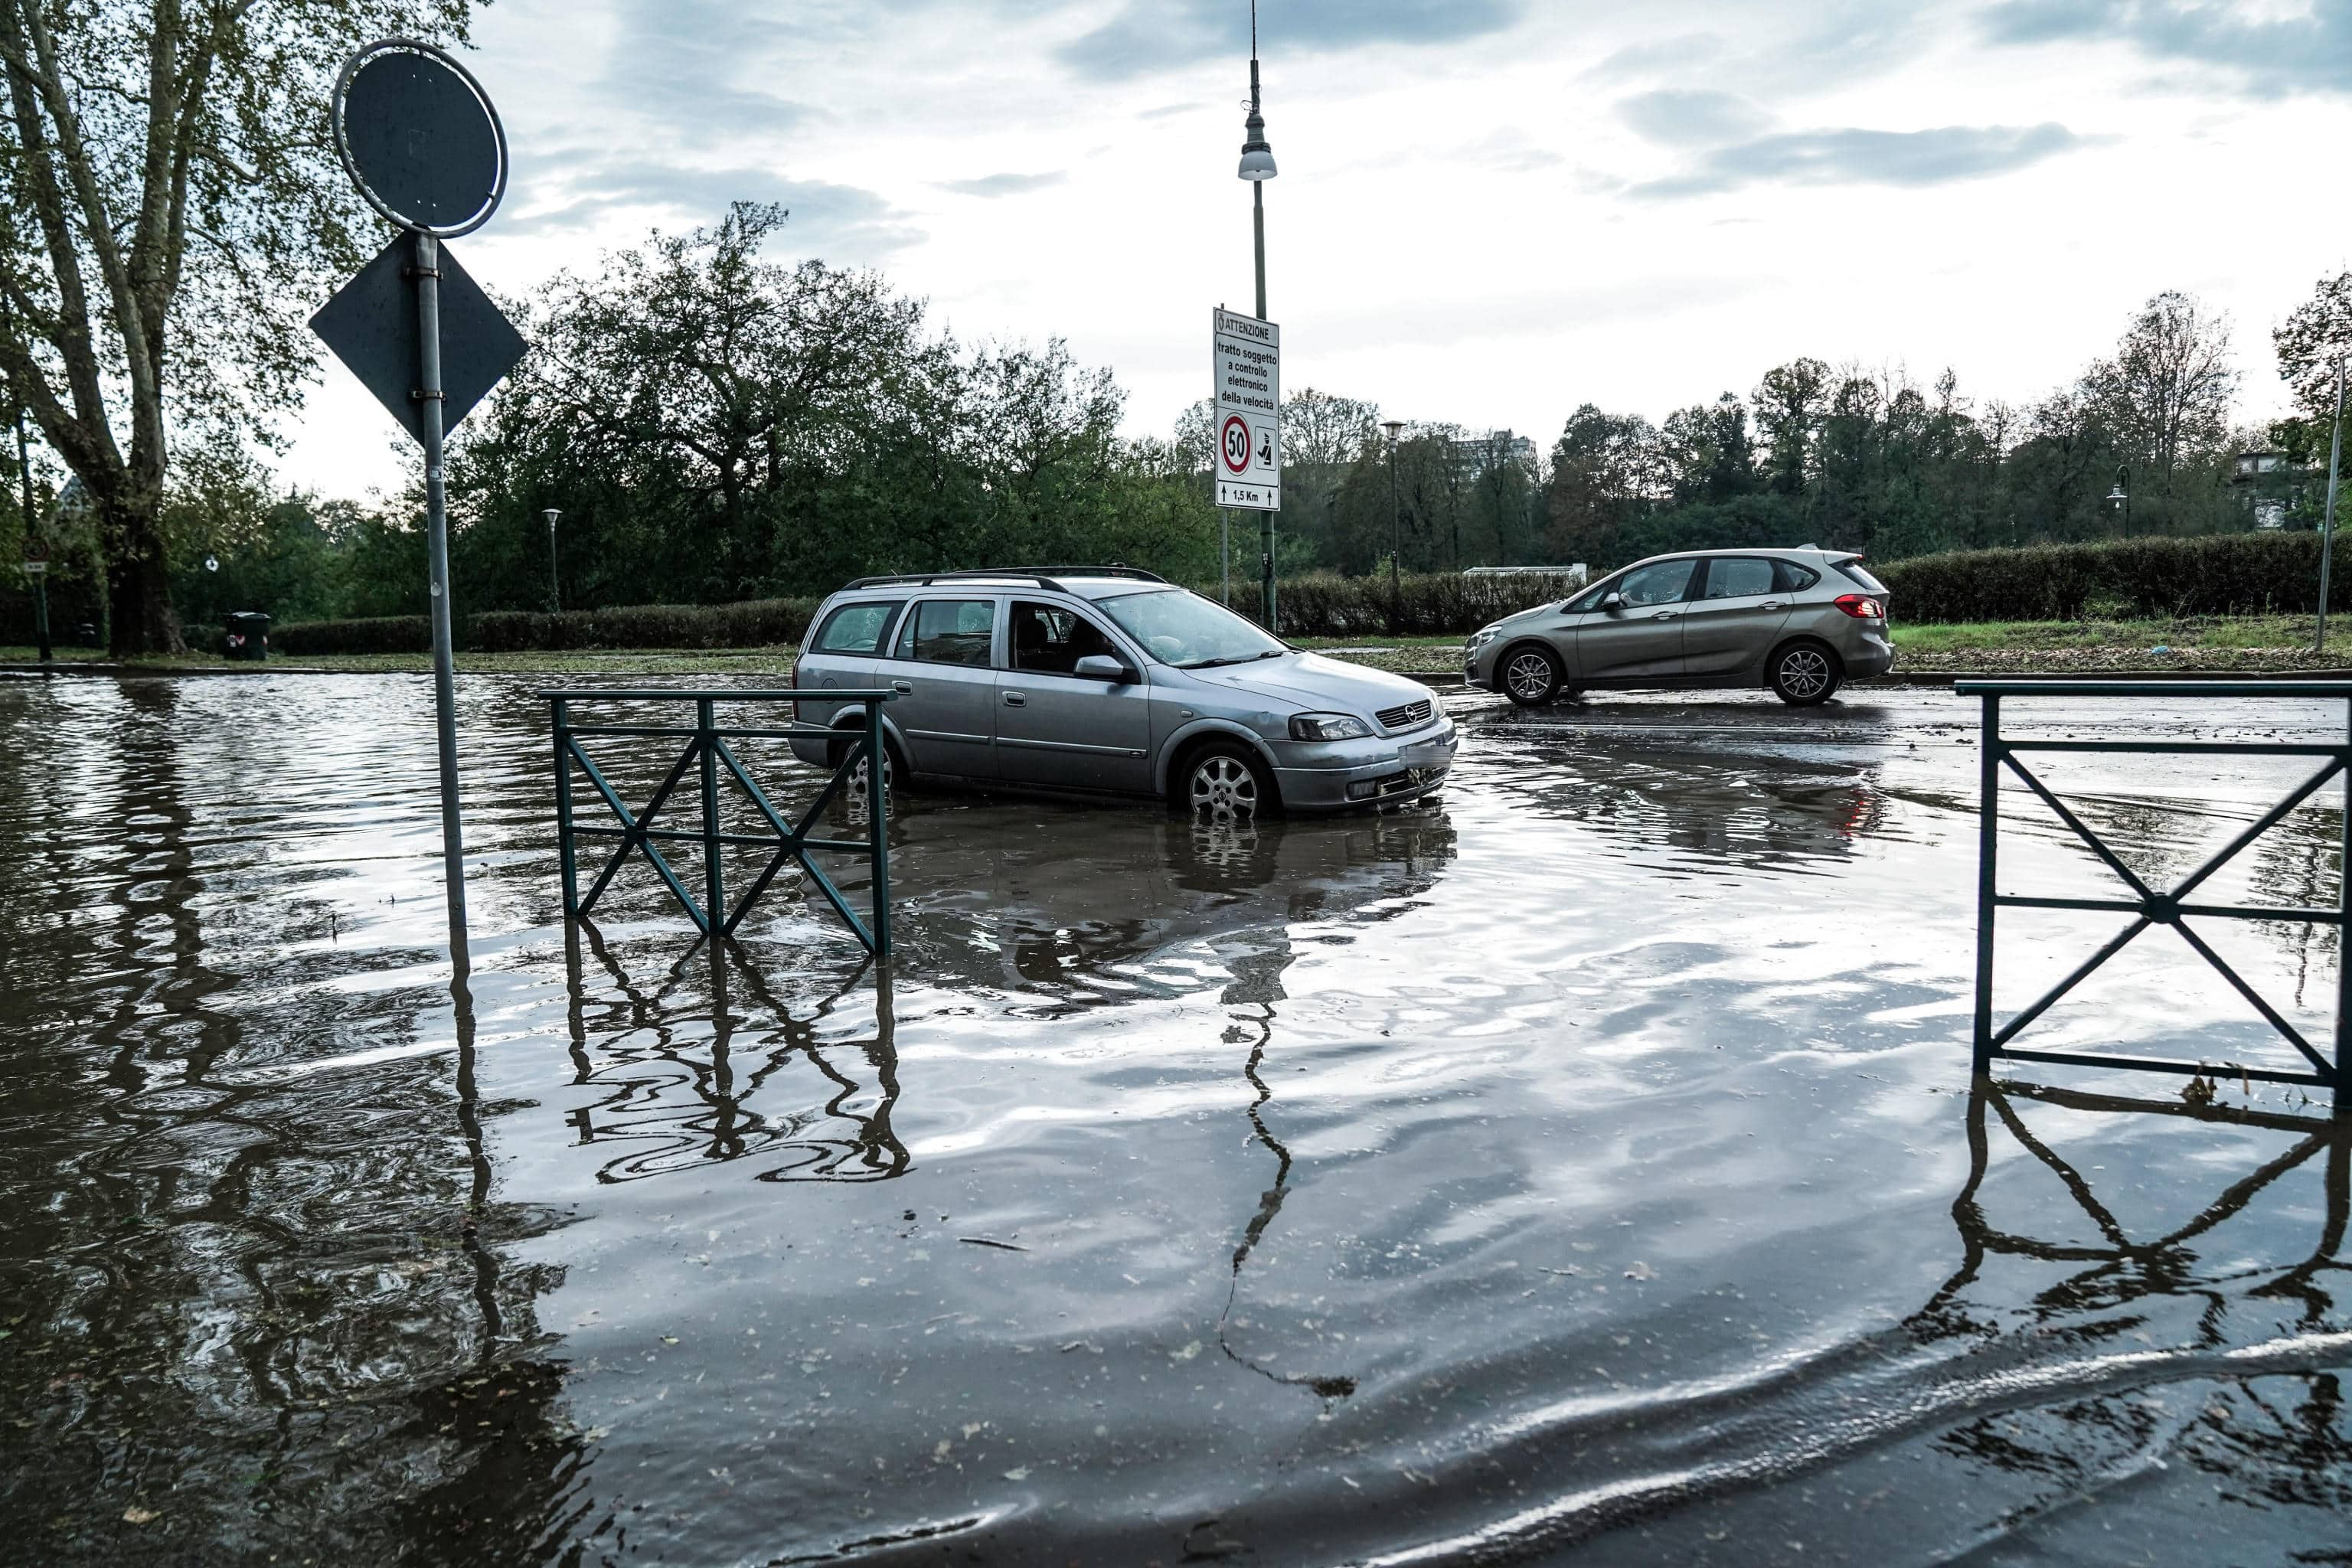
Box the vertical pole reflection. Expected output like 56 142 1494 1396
1216 998 1356 1401
451 962 501 1345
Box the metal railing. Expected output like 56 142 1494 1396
544 688 895 956
1965 679 2350 1113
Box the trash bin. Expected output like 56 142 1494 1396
223 612 270 662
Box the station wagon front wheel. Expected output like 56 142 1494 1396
1501 645 1563 707
1771 642 1842 706
1179 742 1275 821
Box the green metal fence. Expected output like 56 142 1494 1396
1964 679 2350 1116
544 688 896 956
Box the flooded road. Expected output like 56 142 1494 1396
1 673 2346 1566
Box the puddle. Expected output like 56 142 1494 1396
0 676 2345 1565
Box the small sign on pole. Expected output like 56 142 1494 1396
1213 307 1280 511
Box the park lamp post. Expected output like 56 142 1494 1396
1237 0 1277 632
2105 466 2130 539
543 508 562 613
1383 419 1405 631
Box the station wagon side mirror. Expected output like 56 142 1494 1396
1600 592 1625 614
1073 654 1136 684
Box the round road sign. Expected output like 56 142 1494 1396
1220 414 1252 475
332 39 507 237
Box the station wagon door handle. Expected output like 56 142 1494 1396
1002 691 1027 707
892 680 913 694
1651 610 1680 621
1760 599 1785 610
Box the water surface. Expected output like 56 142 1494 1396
1 674 2346 1566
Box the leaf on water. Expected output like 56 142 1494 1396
122 1506 158 1525
1624 1261 1655 1281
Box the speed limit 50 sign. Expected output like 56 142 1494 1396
1212 307 1279 511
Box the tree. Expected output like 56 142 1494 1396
2274 270 2352 427
1751 357 1828 497
2084 289 2236 498
0 0 477 654
1544 404 1657 564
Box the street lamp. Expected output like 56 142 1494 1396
1237 0 1277 633
543 508 562 613
2105 466 2130 538
1382 420 1405 632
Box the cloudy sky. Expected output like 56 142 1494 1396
283 0 2350 497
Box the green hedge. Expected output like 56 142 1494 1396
472 599 817 652
1204 570 1587 639
273 615 432 655
1877 534 2341 623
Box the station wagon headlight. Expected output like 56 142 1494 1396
1289 713 1373 742
1465 626 1499 652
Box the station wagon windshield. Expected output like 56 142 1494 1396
1100 590 1286 668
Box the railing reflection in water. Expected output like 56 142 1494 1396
560 925 906 1187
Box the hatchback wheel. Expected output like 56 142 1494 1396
1179 742 1274 820
1500 645 1563 707
1771 642 1842 706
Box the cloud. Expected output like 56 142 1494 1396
1980 0 2352 96
1631 121 2092 200
598 0 815 142
1056 0 1523 81
508 162 923 261
934 171 1070 198
1616 89 1775 148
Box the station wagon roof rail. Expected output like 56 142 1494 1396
841 565 1169 593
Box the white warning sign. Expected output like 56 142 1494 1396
1213 307 1280 511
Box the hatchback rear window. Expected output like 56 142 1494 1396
1772 560 1820 593
811 600 900 655
1830 558 1886 593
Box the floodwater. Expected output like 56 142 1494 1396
1 672 2346 1567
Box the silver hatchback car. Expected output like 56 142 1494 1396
789 568 1458 815
1463 547 1893 707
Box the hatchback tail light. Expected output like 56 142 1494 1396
1833 593 1885 620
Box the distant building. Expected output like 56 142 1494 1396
2229 449 2308 530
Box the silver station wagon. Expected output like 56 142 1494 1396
789 568 1458 816
1463 547 1893 707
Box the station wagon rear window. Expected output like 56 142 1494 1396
811 600 900 655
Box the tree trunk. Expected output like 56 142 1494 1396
101 495 178 656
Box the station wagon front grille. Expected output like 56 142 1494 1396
1377 698 1434 732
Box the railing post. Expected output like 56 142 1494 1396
2337 695 2350 1119
699 696 723 933
1974 691 2001 1073
867 695 891 959
554 696 579 918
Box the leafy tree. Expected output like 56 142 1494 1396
0 0 477 654
2083 289 2236 499
1752 357 1829 498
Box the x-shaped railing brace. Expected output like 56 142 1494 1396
1990 750 2343 1080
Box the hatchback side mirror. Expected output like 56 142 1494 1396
1601 593 1625 614
1074 654 1136 684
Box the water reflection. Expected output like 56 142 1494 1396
1919 1080 2348 1344
561 925 906 1185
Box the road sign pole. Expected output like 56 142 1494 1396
2321 359 2344 658
1220 510 1231 605
414 228 469 956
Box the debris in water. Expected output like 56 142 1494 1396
959 1236 1028 1253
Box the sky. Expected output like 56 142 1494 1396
280 0 2352 499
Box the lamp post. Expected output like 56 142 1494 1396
543 508 563 614
2320 361 2344 657
15 403 46 665
1382 419 1405 633
2105 465 2131 539
1237 0 1277 632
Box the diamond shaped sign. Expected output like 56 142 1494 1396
309 235 525 446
